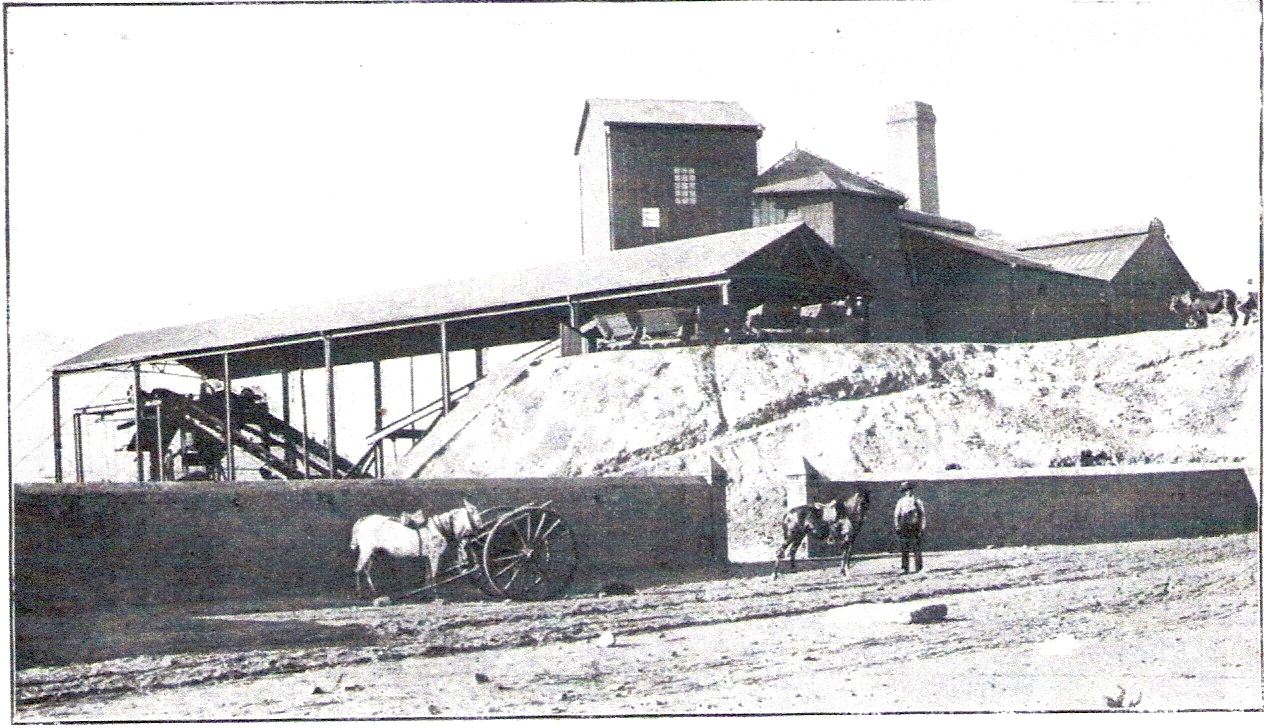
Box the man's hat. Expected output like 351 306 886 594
899 481 915 491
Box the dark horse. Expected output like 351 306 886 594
773 500 835 579
1170 289 1238 328
772 489 871 579
835 489 871 576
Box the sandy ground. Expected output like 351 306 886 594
15 533 1260 721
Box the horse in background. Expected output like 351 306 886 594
772 488 871 578
1170 289 1239 328
829 488 871 577
772 500 837 579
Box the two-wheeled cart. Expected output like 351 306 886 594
382 501 578 604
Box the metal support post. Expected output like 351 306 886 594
51 373 63 483
439 321 451 415
408 356 416 411
474 348 484 380
280 369 291 423
324 335 337 475
133 364 144 482
73 411 84 483
300 369 310 478
223 353 235 481
280 369 294 468
372 360 384 479
154 401 164 482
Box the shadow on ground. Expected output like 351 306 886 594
14 556 869 671
14 603 378 670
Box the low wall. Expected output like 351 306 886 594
13 477 724 611
804 465 1259 558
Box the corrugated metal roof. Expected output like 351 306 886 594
1015 231 1150 280
903 220 1155 281
1011 223 1151 250
55 223 812 374
575 98 762 155
753 148 906 202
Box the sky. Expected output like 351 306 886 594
5 0 1261 482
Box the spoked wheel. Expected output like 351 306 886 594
471 507 515 597
481 507 578 601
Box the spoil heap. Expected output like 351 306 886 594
390 327 1259 559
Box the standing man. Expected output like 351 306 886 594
893 481 926 574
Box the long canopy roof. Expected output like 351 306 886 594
55 222 870 379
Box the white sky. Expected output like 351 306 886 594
5 0 1261 481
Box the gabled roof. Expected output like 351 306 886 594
901 218 1161 282
1013 226 1152 281
55 223 861 377
1010 223 1153 251
575 98 762 155
753 148 906 203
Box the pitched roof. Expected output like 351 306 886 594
1011 223 1152 250
55 222 838 375
753 148 906 202
1012 226 1152 281
901 219 1158 281
575 98 762 154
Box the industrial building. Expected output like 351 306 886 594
48 98 1200 482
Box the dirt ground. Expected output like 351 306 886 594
15 533 1261 720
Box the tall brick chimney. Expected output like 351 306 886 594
886 101 939 215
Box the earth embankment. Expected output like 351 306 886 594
392 328 1259 560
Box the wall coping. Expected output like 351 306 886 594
812 461 1251 485
13 475 713 496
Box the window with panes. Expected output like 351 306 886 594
673 167 697 206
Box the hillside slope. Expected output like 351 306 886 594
389 328 1259 560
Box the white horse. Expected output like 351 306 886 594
350 500 485 601
350 509 429 598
